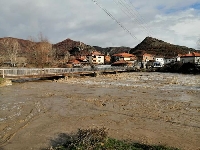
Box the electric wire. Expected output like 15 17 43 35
126 0 153 35
114 0 152 36
91 0 140 42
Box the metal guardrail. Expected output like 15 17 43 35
0 67 128 78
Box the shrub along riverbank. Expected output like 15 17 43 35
158 62 200 74
49 128 179 150
0 77 12 87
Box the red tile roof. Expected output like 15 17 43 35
68 59 80 64
181 52 200 57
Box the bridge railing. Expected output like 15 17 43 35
0 66 128 78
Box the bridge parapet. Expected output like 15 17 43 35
0 67 128 78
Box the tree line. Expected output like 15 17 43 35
0 33 73 68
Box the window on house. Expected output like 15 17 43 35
98 57 101 58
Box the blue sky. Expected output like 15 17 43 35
163 2 200 14
191 2 200 9
0 0 200 49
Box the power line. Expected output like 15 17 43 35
114 0 152 36
91 0 140 42
124 0 153 35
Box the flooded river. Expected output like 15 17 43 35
0 72 200 150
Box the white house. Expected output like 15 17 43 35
153 57 165 67
87 51 105 65
164 57 176 64
180 52 200 65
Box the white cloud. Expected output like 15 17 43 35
0 0 200 49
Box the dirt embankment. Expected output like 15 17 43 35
0 72 200 150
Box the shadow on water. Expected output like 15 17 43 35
11 78 41 83
49 133 73 148
41 133 76 150
11 76 65 83
41 129 179 150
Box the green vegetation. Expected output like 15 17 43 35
0 77 4 84
51 128 179 150
160 62 200 74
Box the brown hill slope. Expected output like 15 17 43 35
0 37 35 56
129 37 196 57
53 38 96 58
93 46 131 55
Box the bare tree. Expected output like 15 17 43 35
38 32 49 42
27 33 53 67
64 51 70 63
0 38 20 67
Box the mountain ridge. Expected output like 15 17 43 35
0 36 198 58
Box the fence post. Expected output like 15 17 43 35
3 69 5 78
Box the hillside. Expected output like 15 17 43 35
0 36 198 67
0 37 35 56
129 37 196 57
53 38 95 57
93 46 132 55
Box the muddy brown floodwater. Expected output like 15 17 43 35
0 72 200 150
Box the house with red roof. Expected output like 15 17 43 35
180 52 200 65
67 59 82 68
113 52 137 61
87 51 105 65
141 53 155 62
111 52 137 66
136 53 155 68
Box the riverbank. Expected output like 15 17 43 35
0 72 199 150
0 78 12 87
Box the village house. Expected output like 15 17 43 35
112 52 137 61
163 54 184 65
66 59 82 68
164 57 176 64
141 53 154 62
136 53 155 68
111 52 137 66
87 51 105 65
104 54 111 64
153 56 165 67
176 54 182 62
180 52 200 65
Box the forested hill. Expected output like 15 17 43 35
129 37 196 57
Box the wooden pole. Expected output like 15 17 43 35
3 69 5 78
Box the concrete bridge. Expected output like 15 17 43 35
0 67 130 79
